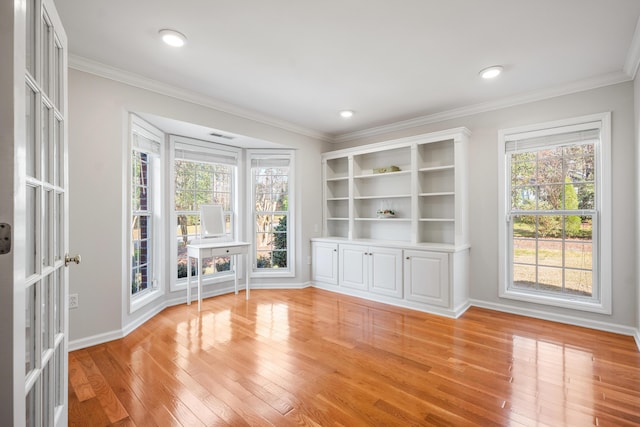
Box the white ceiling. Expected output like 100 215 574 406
54 0 640 143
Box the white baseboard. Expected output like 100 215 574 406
69 282 313 351
469 299 639 339
68 329 124 352
310 282 464 319
69 286 640 353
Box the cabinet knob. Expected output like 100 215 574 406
406 256 410 260
333 249 337 252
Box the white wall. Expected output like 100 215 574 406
67 69 328 343
333 82 637 330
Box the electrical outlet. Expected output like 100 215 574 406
69 293 79 309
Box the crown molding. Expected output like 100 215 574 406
624 16 640 79
333 70 632 143
68 55 334 143
70 55 634 146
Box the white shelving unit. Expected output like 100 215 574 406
321 127 469 247
314 127 471 318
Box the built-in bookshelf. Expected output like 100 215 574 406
321 127 469 247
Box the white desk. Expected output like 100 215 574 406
186 241 251 311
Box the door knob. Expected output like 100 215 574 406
65 254 81 267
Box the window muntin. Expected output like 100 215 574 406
129 118 163 307
171 137 239 286
500 114 611 313
509 143 596 297
131 150 152 295
175 160 235 280
251 154 293 274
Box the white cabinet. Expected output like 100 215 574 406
312 241 338 286
404 250 449 307
315 127 470 318
339 244 403 298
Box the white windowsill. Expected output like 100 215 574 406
500 288 610 315
130 287 164 313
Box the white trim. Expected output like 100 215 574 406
68 54 632 146
69 286 638 352
68 55 333 143
127 115 166 314
497 112 612 315
70 283 311 351
623 17 640 79
469 299 638 339
334 72 629 143
247 149 296 277
311 282 470 319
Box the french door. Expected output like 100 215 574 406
0 0 70 425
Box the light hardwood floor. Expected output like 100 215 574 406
69 288 640 426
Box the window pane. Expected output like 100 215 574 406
42 362 51 427
25 0 36 76
565 269 592 297
41 276 51 351
26 381 37 427
537 266 563 293
506 123 600 305
538 239 562 267
41 17 51 95
26 284 36 374
54 268 63 334
513 264 536 289
539 184 562 210
574 183 594 210
26 185 37 276
511 186 536 210
538 215 562 238
42 105 51 182
55 117 63 186
54 40 63 109
253 159 291 271
215 256 231 273
43 190 51 267
174 156 235 280
26 84 37 177
257 251 272 269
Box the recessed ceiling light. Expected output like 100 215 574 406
340 110 354 118
479 65 503 79
159 29 187 47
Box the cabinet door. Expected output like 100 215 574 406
404 250 449 307
339 244 368 290
369 247 403 298
312 242 338 285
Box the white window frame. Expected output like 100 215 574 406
127 115 165 313
248 150 295 278
169 136 241 292
498 112 611 314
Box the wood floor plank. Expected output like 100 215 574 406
69 288 640 426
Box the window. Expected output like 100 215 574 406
171 137 239 288
250 151 294 276
129 116 164 311
498 113 611 313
